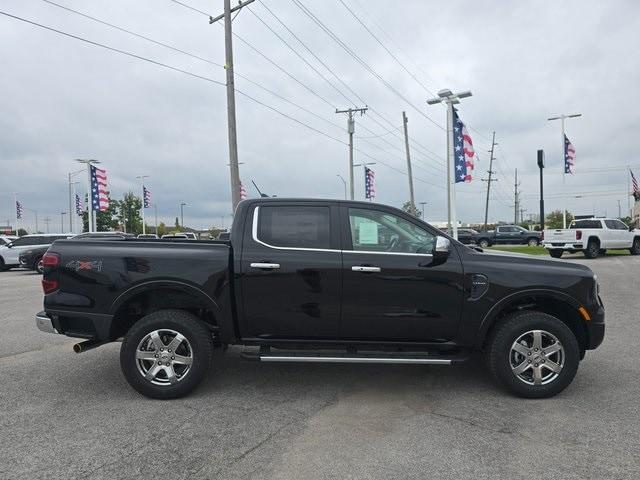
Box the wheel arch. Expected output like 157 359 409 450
477 289 588 355
108 281 222 341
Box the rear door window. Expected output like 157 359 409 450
257 206 330 249
571 220 602 229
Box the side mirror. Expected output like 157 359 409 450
630 225 635 232
434 236 451 256
6 242 13 248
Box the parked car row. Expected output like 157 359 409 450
0 231 204 273
440 225 541 248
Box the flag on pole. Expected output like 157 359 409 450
75 193 84 215
90 165 110 212
365 167 376 199
143 186 151 208
16 201 23 220
631 170 640 200
564 135 576 174
453 109 475 183
239 181 247 200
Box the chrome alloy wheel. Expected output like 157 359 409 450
509 330 564 386
135 329 193 386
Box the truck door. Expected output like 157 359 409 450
339 205 464 341
238 203 342 339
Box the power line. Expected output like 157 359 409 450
291 0 445 132
336 0 437 97
167 0 211 17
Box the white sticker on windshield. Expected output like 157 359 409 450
359 222 379 244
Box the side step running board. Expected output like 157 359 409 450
241 350 467 365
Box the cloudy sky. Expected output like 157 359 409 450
2 0 639 232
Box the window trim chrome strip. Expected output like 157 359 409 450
251 205 434 257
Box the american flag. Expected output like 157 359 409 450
16 200 23 220
239 181 247 200
90 165 110 212
365 167 376 199
75 193 84 215
143 186 151 208
453 109 475 183
631 169 640 200
564 135 576 174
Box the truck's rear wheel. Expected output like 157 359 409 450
120 309 213 399
478 239 490 248
527 238 539 247
584 240 599 259
487 311 579 398
549 249 563 258
630 238 640 255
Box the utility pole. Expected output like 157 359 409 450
427 89 473 240
180 202 186 228
154 204 158 235
514 168 520 225
43 217 50 234
482 132 498 232
209 0 255 213
336 107 368 199
547 113 581 228
519 208 526 224
402 111 415 211
60 212 66 233
618 199 621 218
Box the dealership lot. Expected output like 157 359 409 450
1 256 639 480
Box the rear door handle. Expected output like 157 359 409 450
250 262 280 270
352 266 381 273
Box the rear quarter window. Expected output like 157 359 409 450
258 206 330 249
571 220 601 229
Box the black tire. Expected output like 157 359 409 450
583 240 599 259
598 249 607 255
0 257 6 271
549 249 563 258
34 257 44 274
478 239 490 248
487 311 580 398
527 238 539 247
120 309 214 399
630 238 640 255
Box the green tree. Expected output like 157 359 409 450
620 216 633 226
81 195 119 232
545 210 574 229
156 222 167 237
209 227 222 239
401 201 421 218
118 192 143 235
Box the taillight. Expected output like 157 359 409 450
42 279 59 294
42 252 60 267
41 252 60 294
576 230 582 240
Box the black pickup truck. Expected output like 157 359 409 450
475 225 542 248
36 198 604 399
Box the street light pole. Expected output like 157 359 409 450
180 202 186 229
60 212 66 233
75 159 100 233
336 174 347 199
547 113 581 228
419 202 427 219
427 89 473 240
353 162 376 201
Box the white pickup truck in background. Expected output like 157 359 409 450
543 218 640 259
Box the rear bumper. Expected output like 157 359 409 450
543 242 583 250
35 311 59 334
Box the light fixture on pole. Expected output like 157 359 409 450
75 159 100 233
136 175 150 235
547 113 581 228
427 89 473 240
336 174 347 200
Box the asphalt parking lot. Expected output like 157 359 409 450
1 255 639 480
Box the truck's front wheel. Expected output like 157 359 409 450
548 249 563 258
487 311 580 398
120 309 214 399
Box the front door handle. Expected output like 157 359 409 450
352 265 381 273
250 262 280 270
